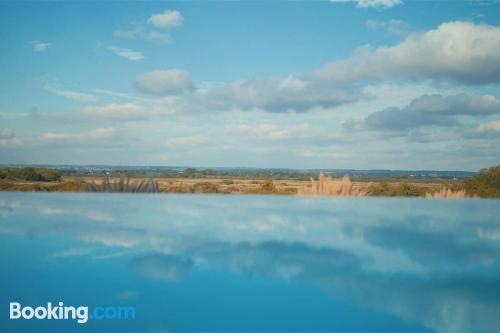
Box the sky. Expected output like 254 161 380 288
0 0 499 171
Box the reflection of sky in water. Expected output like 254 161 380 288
0 193 499 332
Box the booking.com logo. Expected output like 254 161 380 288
9 302 136 324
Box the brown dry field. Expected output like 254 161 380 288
82 177 447 190
0 176 448 194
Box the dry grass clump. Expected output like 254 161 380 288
426 187 474 199
298 172 367 196
86 176 160 193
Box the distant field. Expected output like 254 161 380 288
77 176 374 194
1 165 498 198
0 174 450 196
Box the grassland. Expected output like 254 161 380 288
0 166 479 197
2 165 499 197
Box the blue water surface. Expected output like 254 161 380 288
0 193 499 333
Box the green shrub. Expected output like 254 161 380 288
369 182 425 197
192 182 221 193
458 165 500 198
0 167 61 182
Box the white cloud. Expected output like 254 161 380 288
148 10 183 28
142 21 500 117
31 42 50 52
81 103 147 120
478 121 500 133
135 69 194 96
278 75 309 91
114 26 144 39
148 31 171 44
46 86 97 102
317 21 500 85
357 94 500 131
330 0 402 9
39 127 115 142
165 135 208 146
138 21 500 117
115 10 180 45
39 132 71 141
106 45 144 61
86 127 116 140
47 248 93 259
154 75 361 114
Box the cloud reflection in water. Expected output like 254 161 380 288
1 193 499 333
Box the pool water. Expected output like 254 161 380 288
1 193 499 332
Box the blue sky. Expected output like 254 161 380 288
1 0 499 170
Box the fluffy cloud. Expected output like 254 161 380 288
81 103 147 120
135 69 194 96
208 77 343 112
106 45 144 61
148 10 183 29
46 87 97 102
360 94 500 131
330 0 403 9
317 21 500 85
115 10 181 45
151 20 500 115
154 75 361 114
145 21 500 115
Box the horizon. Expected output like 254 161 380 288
1 1 499 170
0 163 480 173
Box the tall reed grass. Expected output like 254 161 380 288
425 187 474 199
298 172 368 196
86 176 160 193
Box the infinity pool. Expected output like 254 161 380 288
1 193 499 332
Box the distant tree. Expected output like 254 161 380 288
459 164 500 198
0 167 61 182
368 182 425 197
